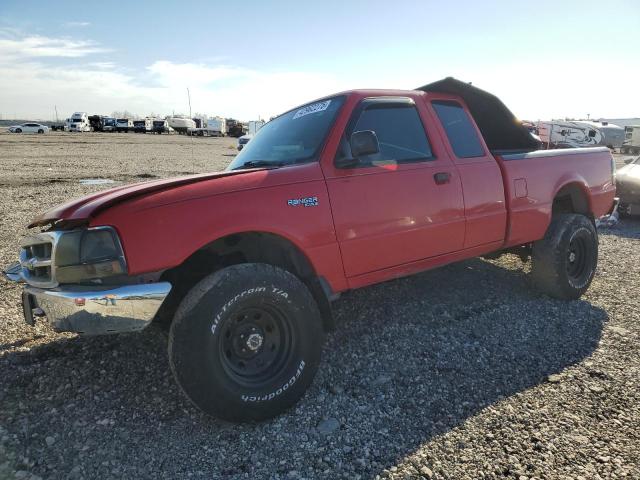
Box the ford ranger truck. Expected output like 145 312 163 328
4 77 617 422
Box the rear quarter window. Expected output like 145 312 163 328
432 100 485 158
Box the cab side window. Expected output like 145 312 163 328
336 99 433 166
432 100 484 158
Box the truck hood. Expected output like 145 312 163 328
29 170 256 228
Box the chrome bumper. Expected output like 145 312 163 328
4 266 171 335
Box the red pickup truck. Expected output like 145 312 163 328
5 78 617 422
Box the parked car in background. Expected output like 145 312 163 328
237 120 265 149
237 133 252 150
617 156 640 216
8 123 49 134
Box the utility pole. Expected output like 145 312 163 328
187 88 192 119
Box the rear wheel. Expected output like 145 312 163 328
168 263 324 422
531 214 598 299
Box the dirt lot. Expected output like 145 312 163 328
0 132 638 480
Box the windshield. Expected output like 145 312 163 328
227 95 345 170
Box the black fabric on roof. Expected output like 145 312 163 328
417 77 541 152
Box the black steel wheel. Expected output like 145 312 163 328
219 305 294 386
566 234 588 281
532 213 598 299
169 263 324 422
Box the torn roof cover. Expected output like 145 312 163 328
417 77 541 153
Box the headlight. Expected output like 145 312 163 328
55 227 127 284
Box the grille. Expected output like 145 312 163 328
19 231 64 288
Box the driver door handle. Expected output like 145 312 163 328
434 172 451 185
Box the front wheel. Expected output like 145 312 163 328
168 263 324 422
15 128 22 133
38 129 44 134
531 214 598 299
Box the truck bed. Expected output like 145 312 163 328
495 147 616 247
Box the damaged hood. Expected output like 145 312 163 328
29 170 255 228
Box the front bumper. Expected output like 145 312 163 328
4 265 171 335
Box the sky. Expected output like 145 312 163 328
0 0 639 122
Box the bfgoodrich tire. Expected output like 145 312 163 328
168 263 324 422
531 214 598 299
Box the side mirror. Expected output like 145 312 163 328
350 130 380 158
334 130 381 169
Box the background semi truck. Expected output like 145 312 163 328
67 112 91 132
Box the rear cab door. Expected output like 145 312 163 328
426 94 507 250
320 91 466 280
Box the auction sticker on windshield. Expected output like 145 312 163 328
293 100 331 119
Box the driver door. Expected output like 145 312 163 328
322 95 465 278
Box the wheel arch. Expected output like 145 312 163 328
552 181 594 221
155 230 335 332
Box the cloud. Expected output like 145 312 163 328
0 30 106 60
63 21 91 28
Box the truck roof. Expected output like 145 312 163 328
315 78 539 153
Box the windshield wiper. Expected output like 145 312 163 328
231 160 284 170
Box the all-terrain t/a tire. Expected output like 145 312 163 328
168 263 324 422
531 214 598 300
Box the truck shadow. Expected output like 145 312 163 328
1 257 607 479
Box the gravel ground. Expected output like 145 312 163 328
0 132 638 479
